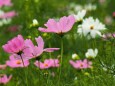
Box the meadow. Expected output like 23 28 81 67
0 0 115 86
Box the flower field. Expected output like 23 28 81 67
0 0 115 86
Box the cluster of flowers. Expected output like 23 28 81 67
0 0 17 27
0 12 104 84
70 48 98 69
68 3 97 15
73 10 106 39
0 35 60 84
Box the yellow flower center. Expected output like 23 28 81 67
80 64 83 67
0 74 4 77
16 60 22 64
90 26 94 30
44 63 48 67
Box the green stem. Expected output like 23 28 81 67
20 55 28 86
49 43 52 58
61 38 63 66
58 38 63 86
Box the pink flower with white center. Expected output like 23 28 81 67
24 36 59 59
2 35 25 54
70 59 92 69
0 0 12 7
0 11 17 19
34 59 60 69
6 55 29 68
0 64 7 70
0 74 12 84
38 15 75 34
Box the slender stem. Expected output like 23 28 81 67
60 37 63 65
49 43 52 58
20 55 25 67
20 55 28 86
58 38 63 86
37 60 40 84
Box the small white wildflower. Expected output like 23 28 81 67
102 67 107 71
32 19 38 26
72 53 79 60
74 76 78 80
73 10 86 22
0 21 3 26
2 18 11 24
0 10 4 15
85 48 98 59
84 4 97 11
74 5 83 12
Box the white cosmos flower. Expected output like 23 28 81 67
84 4 97 11
0 10 4 15
0 19 12 27
0 21 3 26
77 17 106 38
85 48 98 59
73 10 86 22
2 18 11 24
74 5 83 12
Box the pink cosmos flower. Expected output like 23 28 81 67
24 36 59 59
0 74 12 84
99 0 106 5
113 12 115 17
0 0 12 7
0 11 17 19
7 25 20 32
2 35 25 54
104 16 112 25
38 15 75 34
0 64 7 70
34 59 60 69
6 55 29 68
102 33 115 40
70 59 92 69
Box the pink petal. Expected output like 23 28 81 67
43 48 60 52
62 15 75 33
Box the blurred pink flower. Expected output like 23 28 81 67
113 12 115 17
6 55 29 68
99 0 106 4
51 72 55 77
7 25 20 32
104 16 113 25
0 74 12 84
34 59 60 69
0 0 12 7
70 59 92 69
24 36 59 59
0 64 7 70
2 35 25 54
0 11 17 19
38 15 75 34
102 33 115 40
